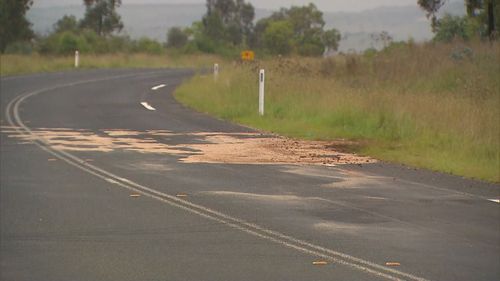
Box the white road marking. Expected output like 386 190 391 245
5 73 431 281
488 199 499 203
116 177 135 185
151 84 166 90
105 178 120 185
140 102 156 111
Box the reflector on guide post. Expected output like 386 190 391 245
259 69 265 116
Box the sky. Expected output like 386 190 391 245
34 0 420 12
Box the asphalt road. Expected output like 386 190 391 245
1 69 499 281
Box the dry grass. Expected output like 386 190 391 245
0 53 222 76
176 41 500 182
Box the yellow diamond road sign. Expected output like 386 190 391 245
241 50 255 61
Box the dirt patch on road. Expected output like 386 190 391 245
184 133 374 165
2 126 375 166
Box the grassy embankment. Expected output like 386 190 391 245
175 42 500 182
0 53 221 76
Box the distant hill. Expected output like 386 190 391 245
26 1 465 52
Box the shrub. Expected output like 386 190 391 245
132 38 164 54
39 31 86 54
263 20 294 55
434 14 478 42
167 27 188 49
3 41 33 54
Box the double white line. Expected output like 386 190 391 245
5 74 430 281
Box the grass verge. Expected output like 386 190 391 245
175 41 500 182
0 53 222 76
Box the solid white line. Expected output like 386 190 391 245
488 199 499 203
105 178 120 185
5 74 431 281
151 84 166 90
140 102 156 111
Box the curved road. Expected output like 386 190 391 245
1 69 499 281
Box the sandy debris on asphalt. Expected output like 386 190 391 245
2 126 375 166
183 133 375 165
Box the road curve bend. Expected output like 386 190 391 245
1 69 499 281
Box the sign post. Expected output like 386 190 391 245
75 50 79 68
259 69 265 116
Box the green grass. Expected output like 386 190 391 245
175 41 500 182
0 53 223 76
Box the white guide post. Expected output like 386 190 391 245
74 50 80 68
259 69 265 116
213 63 219 81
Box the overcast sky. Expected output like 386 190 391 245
34 0 420 12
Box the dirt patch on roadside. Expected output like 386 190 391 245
2 126 375 166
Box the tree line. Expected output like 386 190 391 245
418 0 498 42
0 0 340 56
0 0 498 55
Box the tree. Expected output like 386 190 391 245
322 28 341 53
433 14 475 42
466 0 498 39
202 0 255 45
263 20 293 55
167 27 188 48
417 0 447 32
371 31 393 48
80 0 123 36
283 3 325 37
466 0 483 16
253 3 335 56
418 0 498 38
0 0 34 52
54 15 79 34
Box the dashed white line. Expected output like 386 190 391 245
151 84 166 90
140 102 156 111
487 199 499 203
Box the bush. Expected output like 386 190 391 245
39 31 90 55
167 27 188 48
434 14 478 43
263 20 294 55
297 41 324 57
363 48 378 58
132 38 164 54
4 41 33 54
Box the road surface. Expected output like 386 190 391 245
1 69 499 281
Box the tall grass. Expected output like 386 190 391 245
176 41 500 182
0 53 222 76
